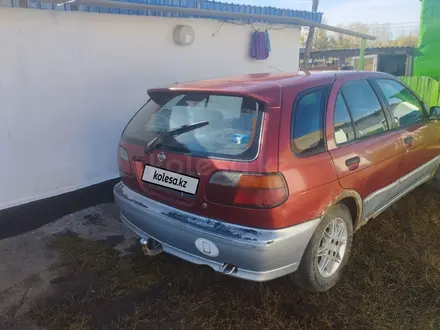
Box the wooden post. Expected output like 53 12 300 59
303 0 319 70
405 54 413 76
359 38 366 71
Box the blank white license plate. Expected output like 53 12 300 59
141 165 199 195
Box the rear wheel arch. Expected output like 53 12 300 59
321 190 363 232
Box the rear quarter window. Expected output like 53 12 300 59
291 85 330 155
334 93 356 145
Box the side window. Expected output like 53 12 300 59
342 80 389 138
291 86 329 155
334 94 355 144
375 79 425 127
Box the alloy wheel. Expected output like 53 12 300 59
316 217 348 278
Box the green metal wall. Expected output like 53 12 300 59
414 0 440 77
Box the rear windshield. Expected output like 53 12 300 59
122 93 264 160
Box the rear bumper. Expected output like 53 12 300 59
114 182 320 282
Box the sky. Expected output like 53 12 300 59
231 0 422 28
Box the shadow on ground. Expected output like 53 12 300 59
10 187 440 329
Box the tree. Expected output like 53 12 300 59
303 0 319 69
368 24 393 47
302 22 419 51
398 35 418 47
312 19 333 50
313 27 331 50
334 23 370 49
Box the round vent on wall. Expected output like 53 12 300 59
173 25 195 46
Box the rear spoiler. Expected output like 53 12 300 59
147 87 282 108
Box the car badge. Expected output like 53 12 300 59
157 152 166 162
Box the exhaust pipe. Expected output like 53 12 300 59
140 237 163 256
221 262 238 274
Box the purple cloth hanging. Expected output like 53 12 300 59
250 31 269 60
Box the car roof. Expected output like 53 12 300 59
148 71 396 107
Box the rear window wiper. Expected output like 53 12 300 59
144 121 209 153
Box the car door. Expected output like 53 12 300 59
326 77 405 222
373 78 440 191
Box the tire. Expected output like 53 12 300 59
291 203 353 293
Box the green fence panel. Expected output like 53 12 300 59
427 79 433 107
431 79 440 107
399 76 440 107
422 77 429 103
412 76 420 93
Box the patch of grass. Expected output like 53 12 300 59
29 187 440 329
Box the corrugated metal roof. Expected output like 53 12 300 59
1 0 323 24
299 46 415 61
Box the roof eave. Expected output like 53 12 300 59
48 0 376 40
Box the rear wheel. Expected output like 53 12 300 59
291 203 353 293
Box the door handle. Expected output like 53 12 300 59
345 156 360 170
404 136 414 147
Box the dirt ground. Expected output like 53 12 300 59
2 186 440 329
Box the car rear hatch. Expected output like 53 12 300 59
118 87 283 227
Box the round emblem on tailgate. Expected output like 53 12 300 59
195 238 219 257
157 152 166 162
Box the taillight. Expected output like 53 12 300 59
206 171 288 209
118 146 131 176
119 146 129 161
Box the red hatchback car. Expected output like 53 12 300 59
114 71 440 292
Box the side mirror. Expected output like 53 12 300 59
430 106 440 119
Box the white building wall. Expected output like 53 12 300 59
0 7 300 210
